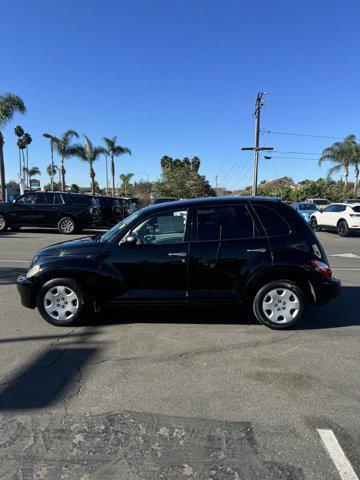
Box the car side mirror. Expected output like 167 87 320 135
122 235 138 247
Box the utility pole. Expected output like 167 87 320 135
242 92 273 196
43 133 57 191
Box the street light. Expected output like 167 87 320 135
43 133 57 191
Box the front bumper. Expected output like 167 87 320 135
311 275 341 305
17 274 36 309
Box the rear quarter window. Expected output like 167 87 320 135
253 205 291 237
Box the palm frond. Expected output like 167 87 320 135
0 93 26 128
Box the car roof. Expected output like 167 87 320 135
138 196 283 214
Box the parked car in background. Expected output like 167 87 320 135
310 202 360 236
152 196 178 205
291 202 319 223
17 197 340 329
304 198 331 210
0 192 100 234
344 198 360 204
96 196 124 227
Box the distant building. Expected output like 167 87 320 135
230 177 297 196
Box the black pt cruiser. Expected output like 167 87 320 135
17 197 341 329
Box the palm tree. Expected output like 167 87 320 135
349 140 360 197
0 93 26 199
72 135 107 194
119 173 134 196
53 130 79 191
23 166 41 190
319 135 357 186
46 163 59 183
103 136 131 196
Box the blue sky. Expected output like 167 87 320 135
2 0 360 191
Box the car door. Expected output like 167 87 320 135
318 205 335 226
187 203 269 301
10 193 37 225
30 193 58 226
107 207 190 301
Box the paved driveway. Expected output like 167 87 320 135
0 228 359 479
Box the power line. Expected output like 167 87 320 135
270 156 320 161
261 129 344 140
217 132 242 177
273 150 322 156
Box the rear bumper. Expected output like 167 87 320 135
17 274 36 309
311 275 341 305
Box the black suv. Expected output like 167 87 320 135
0 192 101 234
96 196 124 227
17 197 341 328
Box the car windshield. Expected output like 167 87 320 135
313 200 330 206
100 210 142 242
299 203 317 211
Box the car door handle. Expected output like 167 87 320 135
247 248 267 253
168 252 187 257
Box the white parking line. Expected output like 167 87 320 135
332 268 360 271
317 429 358 480
0 258 30 264
331 253 360 259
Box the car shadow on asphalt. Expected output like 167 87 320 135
0 267 27 285
87 286 359 330
0 347 99 410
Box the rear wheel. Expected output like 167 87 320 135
58 217 76 234
253 280 307 329
37 277 90 326
337 220 349 237
0 214 8 232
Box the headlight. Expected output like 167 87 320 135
26 264 41 278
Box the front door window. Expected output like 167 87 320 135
131 210 188 245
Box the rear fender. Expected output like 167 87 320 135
242 266 315 305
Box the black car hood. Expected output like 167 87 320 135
37 236 105 257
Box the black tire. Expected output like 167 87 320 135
337 220 349 237
10 226 21 232
0 214 8 232
57 216 76 234
253 280 307 329
36 277 91 326
310 217 318 230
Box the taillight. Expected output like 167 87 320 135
311 259 332 278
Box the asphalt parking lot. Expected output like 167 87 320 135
0 228 359 480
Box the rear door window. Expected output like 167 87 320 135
34 193 55 204
221 205 257 240
197 205 258 241
253 205 291 237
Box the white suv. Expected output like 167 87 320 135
310 203 360 236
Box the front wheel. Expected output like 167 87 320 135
310 217 318 230
253 280 307 329
58 217 76 234
337 220 349 237
36 278 90 326
0 214 8 232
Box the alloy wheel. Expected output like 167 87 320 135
262 288 300 324
59 218 74 233
43 285 79 322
